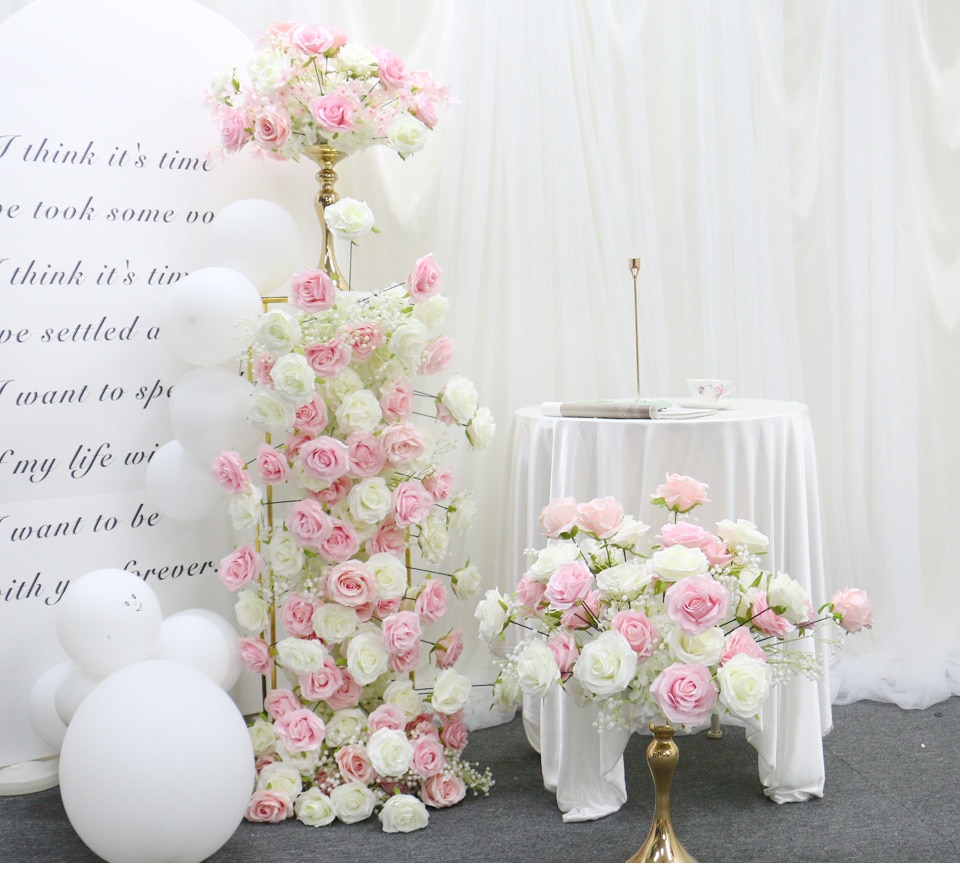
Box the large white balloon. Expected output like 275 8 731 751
145 440 224 521
207 199 301 293
59 660 254 862
55 569 163 678
53 665 101 726
169 367 260 466
27 661 74 749
157 609 242 691
157 266 262 366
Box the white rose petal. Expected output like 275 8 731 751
255 309 301 355
440 375 478 424
431 668 471 715
324 198 375 241
413 295 448 333
366 553 409 600
248 719 277 757
379 794 430 833
311 603 359 645
651 544 710 581
716 518 769 554
515 640 561 698
466 406 496 449
766 573 811 625
666 627 725 666
335 389 383 433
229 485 263 532
528 541 581 581
235 589 269 633
718 653 772 719
330 782 377 824
268 530 305 578
388 320 428 366
383 678 423 721
572 631 638 698
348 477 393 525
366 728 414 777
270 354 317 406
276 637 328 675
346 630 389 685
387 114 428 157
474 590 509 642
248 387 296 434
295 787 336 827
324 707 366 748
452 564 482 599
256 762 302 799
596 561 650 599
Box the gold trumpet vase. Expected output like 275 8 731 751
627 723 696 864
303 144 349 290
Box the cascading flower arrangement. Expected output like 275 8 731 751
206 21 450 162
208 200 495 829
478 473 873 731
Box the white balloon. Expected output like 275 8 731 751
208 199 301 293
169 367 260 466
55 569 163 678
157 609 242 691
28 661 73 748
53 665 100 725
59 660 254 862
145 440 223 521
157 266 262 366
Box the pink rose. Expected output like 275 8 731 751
418 335 455 375
325 560 376 608
515 575 547 612
274 707 326 752
311 475 351 508
238 637 273 675
413 93 439 129
652 473 710 513
217 543 263 591
415 578 448 624
422 468 454 501
245 790 293 823
254 352 275 386
749 589 796 639
304 339 351 378
219 107 250 152
439 716 468 750
294 396 329 436
344 431 384 478
284 432 310 462
658 521 714 550
327 670 363 709
720 625 768 665
545 561 593 610
254 107 291 149
392 481 434 527
343 323 384 362
389 640 423 673
374 597 402 619
381 422 425 466
433 629 463 669
702 538 733 567
560 588 603 630
539 497 578 538
367 703 407 733
286 499 333 550
373 46 409 90
309 92 358 132
610 610 660 661
368 518 406 556
299 658 344 701
335 745 375 783
406 254 443 302
548 631 579 678
382 611 423 654
664 574 731 635
575 497 624 538
421 771 466 808
211 450 249 493
293 24 340 56
380 379 413 421
299 436 349 484
289 268 336 312
409 735 446 778
408 713 439 739
649 662 719 727
279 592 316 636
264 688 301 720
829 588 874 633
256 444 289 485
318 518 360 564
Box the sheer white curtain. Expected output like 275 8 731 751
5 0 956 711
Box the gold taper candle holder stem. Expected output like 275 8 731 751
629 257 642 399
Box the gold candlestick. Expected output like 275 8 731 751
629 257 642 399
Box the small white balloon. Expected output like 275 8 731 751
28 661 73 748
208 199 301 293
55 569 163 678
157 609 242 691
145 440 223 521
59 660 254 862
53 664 101 725
169 367 260 466
157 266 262 366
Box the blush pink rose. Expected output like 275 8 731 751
254 107 291 149
294 396 329 436
560 588 603 630
406 254 443 302
286 499 333 550
652 474 710 513
344 431 384 478
309 92 358 132
380 422 425 466
299 436 349 484
418 335 455 375
299 658 344 701
373 46 409 89
422 468 454 501
380 379 413 421
382 611 423 654
293 23 340 55
720 625 768 665
367 703 407 733
545 561 593 610
343 323 385 362
217 543 263 591
702 538 733 567
421 771 466 808
389 640 423 673
409 735 446 778
289 268 336 312
254 352 275 386
219 107 250 152
374 597 402 619
649 662 719 727
664 574 731 635
658 521 715 550
210 450 249 493
575 497 624 538
274 707 326 751
368 518 406 556
548 631 579 678
749 589 796 639
263 688 302 720
434 629 463 669
415 578 448 624
311 475 351 508
610 610 660 661
392 481 434 527
326 560 376 608
245 790 293 823
318 518 360 563
335 745 375 784
439 715 468 750
284 432 311 463
539 497 578 538
256 444 289 485
304 339 351 378
829 588 874 633
238 637 273 675
327 670 363 709
515 575 547 612
279 592 316 636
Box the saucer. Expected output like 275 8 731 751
677 398 735 410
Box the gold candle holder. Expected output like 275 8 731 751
629 257 642 399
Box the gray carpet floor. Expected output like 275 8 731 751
0 697 957 864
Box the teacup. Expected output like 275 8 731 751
686 379 734 402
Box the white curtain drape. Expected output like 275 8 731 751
5 0 956 711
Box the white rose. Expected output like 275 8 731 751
388 113 428 157
310 603 359 645
276 637 328 675
417 511 450 564
365 553 408 600
379 794 430 833
716 518 769 554
387 319 428 366
474 590 509 642
330 782 377 824
651 544 710 581
493 672 523 712
448 492 476 534
596 561 650 600
324 198 375 241
766 573 810 625
452 564 481 599
323 707 366 748
270 354 317 406
718 653 772 719
337 43 377 76
431 668 472 715
440 376 478 424
256 762 302 799
255 309 301 355
528 541 581 581
248 386 295 434
235 589 269 633
295 786 336 827
334 389 383 433
248 52 288 94
229 485 263 532
466 406 496 449
666 626 725 666
348 477 392 525
366 728 414 777
413 295 448 333
281 747 321 774
268 530 304 578
346 630 389 685
514 640 561 698
610 516 651 551
572 631 638 698
248 718 276 756
383 678 423 721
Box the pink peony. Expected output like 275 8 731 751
389 640 423 673
286 499 333 550
610 610 660 661
274 707 326 752
539 497 578 538
652 473 710 513
515 575 547 612
702 538 733 567
545 561 593 610
217 543 263 591
415 577 448 624
312 475 351 508
649 662 718 727
245 790 293 823
720 625 768 664
406 254 443 302
343 323 385 362
261 690 298 722
238 637 273 675
327 670 363 709
439 716 468 750
345 431 385 478
289 268 336 312
304 339 351 378
421 771 466 808
382 611 423 655
575 497 624 538
392 480 434 527
256 443 289 485
418 335 455 375
373 46 409 89
211 451 249 493
664 574 731 635
560 588 603 630
829 588 874 633
278 592 316 636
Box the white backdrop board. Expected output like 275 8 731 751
0 0 318 783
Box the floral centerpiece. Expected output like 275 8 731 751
478 473 872 731
207 22 449 162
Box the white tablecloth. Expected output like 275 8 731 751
508 400 833 820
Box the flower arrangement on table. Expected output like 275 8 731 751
478 473 873 731
208 197 495 830
207 21 450 162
